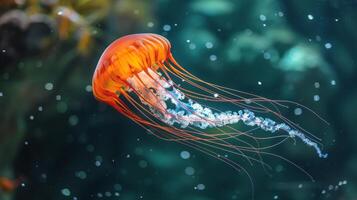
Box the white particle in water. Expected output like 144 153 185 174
184 166 195 175
29 115 34 120
105 192 112 197
0 92 3 97
213 93 219 98
68 115 79 126
205 42 213 49
196 184 205 190
180 151 190 159
163 24 171 31
274 195 279 199
331 80 336 85
56 95 61 101
314 82 320 88
308 14 314 20
209 55 217 61
147 22 154 28
328 185 333 190
294 108 302 115
61 188 71 196
258 81 262 85
325 43 332 49
259 14 267 21
1 49 5 53
45 82 54 91
57 11 63 15
263 52 271 60
298 184 303 188
85 85 92 92
278 11 284 17
95 161 101 167
189 43 196 50
38 106 43 111
186 39 190 43
313 95 320 101
75 171 87 179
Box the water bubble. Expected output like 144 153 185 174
38 106 43 111
61 188 71 196
307 14 314 20
331 80 336 85
259 14 267 21
56 95 61 101
205 42 213 49
209 55 217 61
278 11 284 17
196 183 205 190
213 93 219 98
325 43 332 49
29 115 34 120
147 22 154 28
294 108 302 115
75 171 87 179
273 195 279 199
258 81 262 85
184 166 195 175
314 82 320 88
263 52 271 60
313 95 320 101
0 92 3 97
105 192 112 197
45 82 54 91
85 85 92 92
68 115 79 126
163 24 171 31
180 151 190 159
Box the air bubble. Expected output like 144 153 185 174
45 82 54 91
294 108 302 115
205 42 213 49
184 166 195 175
325 43 332 49
147 22 154 28
163 24 171 31
209 55 217 61
61 188 71 196
180 151 190 159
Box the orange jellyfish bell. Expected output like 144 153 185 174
92 33 171 109
92 33 327 180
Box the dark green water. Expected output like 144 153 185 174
0 0 356 200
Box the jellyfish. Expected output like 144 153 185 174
92 33 327 178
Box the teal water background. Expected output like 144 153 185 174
0 0 356 199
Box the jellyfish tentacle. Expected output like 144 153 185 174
136 70 327 158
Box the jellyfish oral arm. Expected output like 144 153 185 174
126 68 328 159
